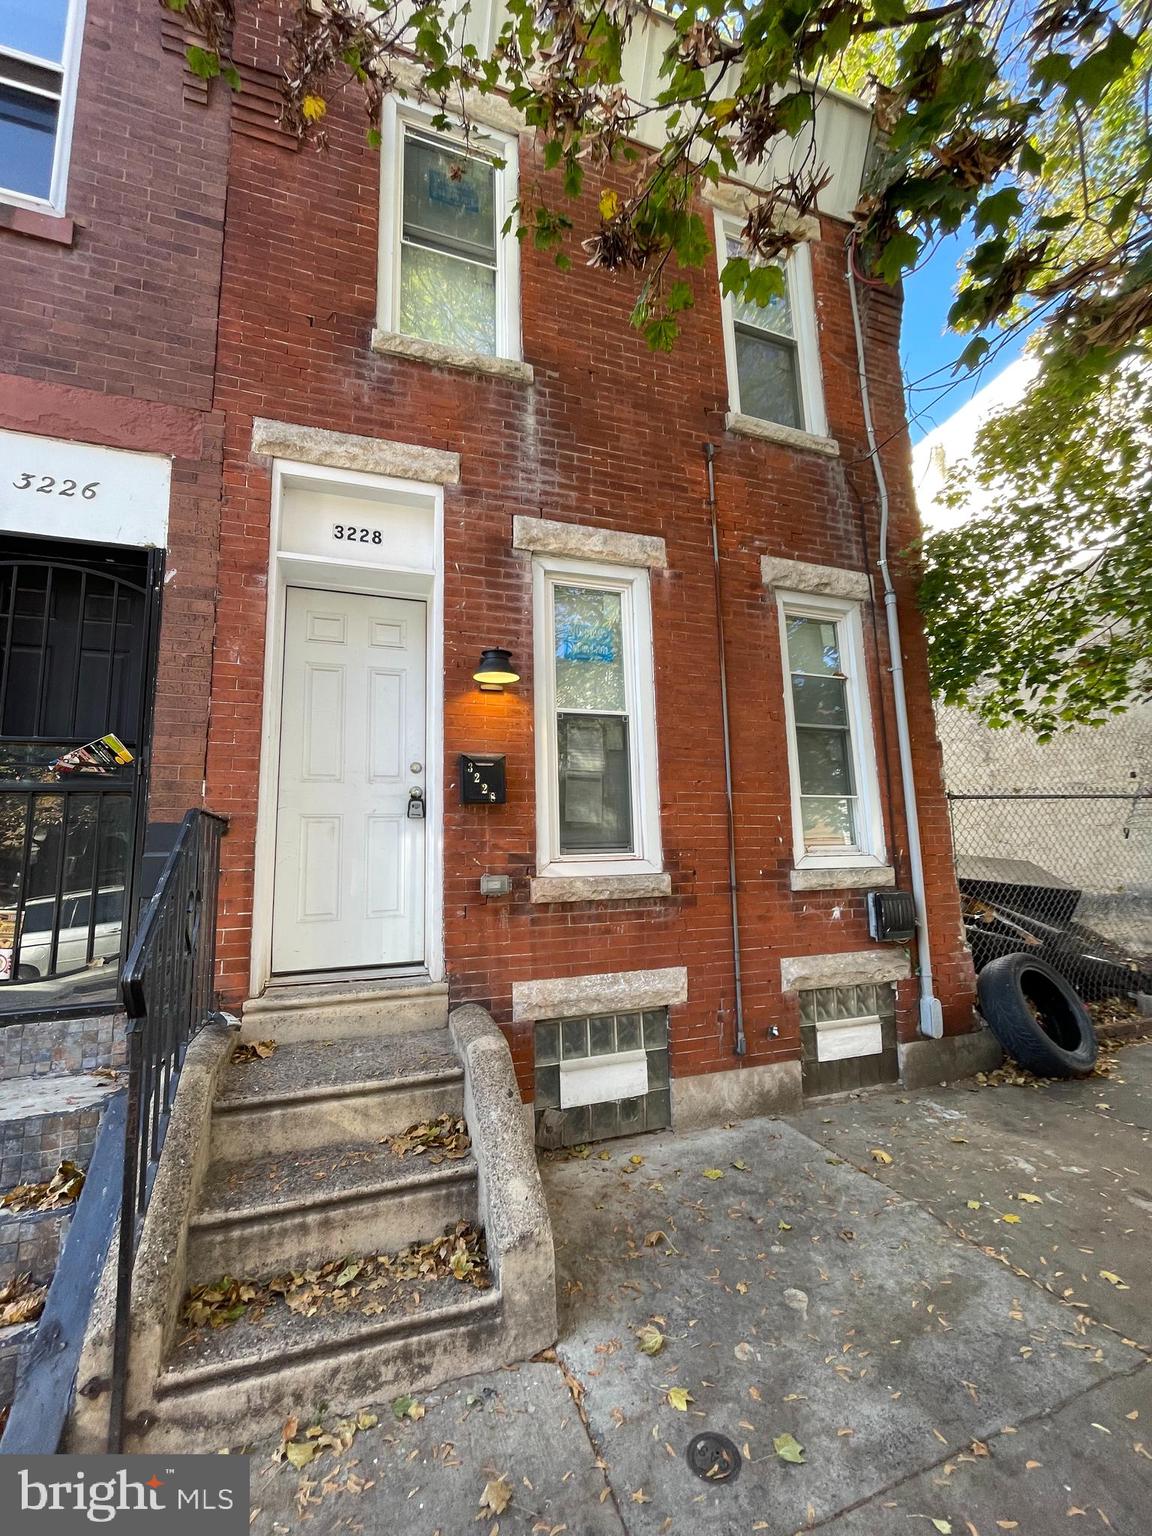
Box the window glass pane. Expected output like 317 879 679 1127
726 235 793 337
558 714 633 853
554 587 626 712
0 82 58 199
791 674 849 727
786 617 842 676
399 243 496 355
801 795 858 850
795 726 856 796
403 132 496 264
0 0 70 63
735 328 801 429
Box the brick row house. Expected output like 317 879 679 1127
0 0 992 1134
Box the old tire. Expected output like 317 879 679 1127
977 954 1097 1078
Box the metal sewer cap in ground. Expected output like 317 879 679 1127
685 1432 742 1483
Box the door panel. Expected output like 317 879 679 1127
273 588 426 973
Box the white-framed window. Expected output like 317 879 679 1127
533 557 662 877
777 592 885 868
0 0 85 214
716 212 827 437
378 99 522 361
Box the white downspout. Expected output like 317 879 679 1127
846 242 944 1039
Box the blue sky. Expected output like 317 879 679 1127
900 227 1031 444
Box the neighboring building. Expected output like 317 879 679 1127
0 0 229 1023
1 0 981 1126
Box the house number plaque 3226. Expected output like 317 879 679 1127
12 473 100 499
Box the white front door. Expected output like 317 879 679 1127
272 587 426 974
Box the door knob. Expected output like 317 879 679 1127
410 761 423 773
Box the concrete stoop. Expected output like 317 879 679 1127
67 994 557 1454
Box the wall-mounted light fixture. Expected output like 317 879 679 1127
473 647 519 693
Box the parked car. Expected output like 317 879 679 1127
0 887 124 982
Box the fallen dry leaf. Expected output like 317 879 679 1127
666 1387 692 1412
0 1273 47 1328
870 1148 894 1165
636 1324 665 1356
479 1477 512 1517
1099 1271 1130 1289
231 1039 277 1064
1 1160 85 1214
702 1168 725 1180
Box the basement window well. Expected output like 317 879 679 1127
534 1009 671 1147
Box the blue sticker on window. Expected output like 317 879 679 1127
427 167 481 215
557 617 618 664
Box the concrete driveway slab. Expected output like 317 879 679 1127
791 1046 1152 1343
544 1118 1137 1536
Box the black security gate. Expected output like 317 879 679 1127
0 537 160 1018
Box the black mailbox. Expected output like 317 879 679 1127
459 754 507 805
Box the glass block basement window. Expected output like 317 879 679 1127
799 982 898 1097
534 1009 670 1148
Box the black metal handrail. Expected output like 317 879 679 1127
108 808 227 1451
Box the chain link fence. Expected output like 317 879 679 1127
936 703 1152 1003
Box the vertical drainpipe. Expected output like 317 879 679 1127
846 243 944 1039
703 442 747 1057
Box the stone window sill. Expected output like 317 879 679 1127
725 411 840 458
370 328 534 384
530 872 672 904
0 203 75 246
790 864 895 892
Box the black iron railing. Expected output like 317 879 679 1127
108 808 227 1450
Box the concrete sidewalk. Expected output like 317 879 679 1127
247 1042 1152 1536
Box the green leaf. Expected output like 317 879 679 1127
1064 28 1138 110
665 280 695 316
773 1432 806 1464
974 187 1023 236
874 230 921 285
956 337 990 371
185 45 220 80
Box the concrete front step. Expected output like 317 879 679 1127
210 1030 464 1159
145 1279 504 1451
186 1143 479 1283
241 977 449 1042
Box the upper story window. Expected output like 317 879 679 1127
378 102 522 363
777 593 885 868
0 0 85 213
533 556 663 877
716 214 827 439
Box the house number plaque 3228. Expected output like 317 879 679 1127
12 474 100 498
332 524 383 544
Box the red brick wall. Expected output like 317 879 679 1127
208 29 973 1088
0 0 230 823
